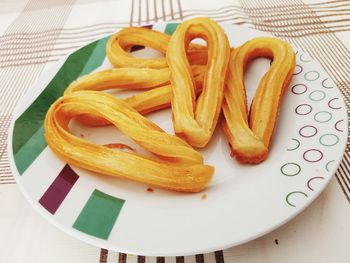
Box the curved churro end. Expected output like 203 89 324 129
229 141 268 164
222 120 268 164
106 27 170 69
106 26 208 69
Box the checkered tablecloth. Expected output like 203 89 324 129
1 0 350 262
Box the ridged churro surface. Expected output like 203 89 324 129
167 17 230 148
223 37 296 163
45 91 214 192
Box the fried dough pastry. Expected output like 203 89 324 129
166 17 230 148
107 27 208 69
64 66 205 125
222 37 296 163
45 91 214 192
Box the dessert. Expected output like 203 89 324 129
166 17 230 148
222 37 296 163
45 91 214 192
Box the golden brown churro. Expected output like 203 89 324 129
45 91 214 192
167 17 230 148
107 27 207 69
64 66 205 125
222 37 296 164
45 18 297 193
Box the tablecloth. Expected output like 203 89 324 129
1 0 350 262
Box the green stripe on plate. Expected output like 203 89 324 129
14 125 46 175
73 189 125 240
13 36 109 175
164 23 180 35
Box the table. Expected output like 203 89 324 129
1 0 350 262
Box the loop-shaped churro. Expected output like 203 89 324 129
107 27 207 69
166 17 230 148
45 91 214 192
222 37 296 163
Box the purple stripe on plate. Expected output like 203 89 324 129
39 164 79 214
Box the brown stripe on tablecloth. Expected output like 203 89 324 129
340 156 350 184
335 173 350 202
130 0 135 26
138 0 142 25
1 46 76 58
0 148 10 169
157 257 165 263
214 250 224 263
118 253 127 263
146 0 150 23
176 256 185 263
239 0 350 202
130 0 183 26
340 161 350 190
0 178 15 182
0 165 15 183
137 255 146 263
0 40 85 50
169 0 175 20
336 164 350 197
0 30 118 44
0 115 13 183
323 34 350 70
311 35 350 76
154 0 158 22
0 181 16 185
195 254 205 263
99 248 108 263
161 0 166 21
177 0 183 20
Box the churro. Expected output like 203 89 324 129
222 37 296 163
45 91 214 192
166 17 230 148
107 26 207 69
64 66 205 125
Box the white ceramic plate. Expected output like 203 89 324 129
8 22 348 256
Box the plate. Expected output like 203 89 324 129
8 22 348 256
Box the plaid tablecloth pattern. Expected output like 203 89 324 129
1 0 350 262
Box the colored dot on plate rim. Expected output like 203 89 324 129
319 133 339 146
304 70 320 81
281 163 301 176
